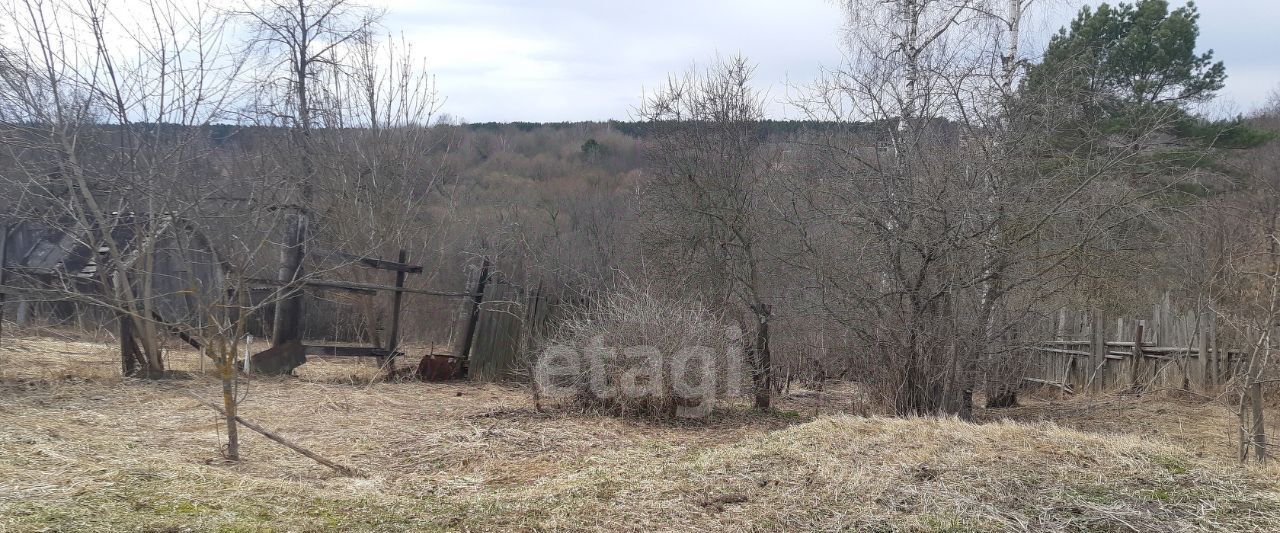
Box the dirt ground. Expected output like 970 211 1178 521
2 334 1279 532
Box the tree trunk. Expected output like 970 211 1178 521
119 312 141 377
986 383 1019 408
220 339 240 461
751 304 772 410
272 212 307 346
1251 379 1266 462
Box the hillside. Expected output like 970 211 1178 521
1 337 1277 532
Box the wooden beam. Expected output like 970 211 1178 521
187 393 360 477
250 282 375 296
1029 346 1091 357
150 310 202 350
1024 377 1074 394
312 248 424 273
0 223 8 345
302 344 397 357
249 277 476 298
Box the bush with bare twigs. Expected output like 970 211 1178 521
534 286 747 418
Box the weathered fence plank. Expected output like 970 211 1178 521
1021 306 1243 395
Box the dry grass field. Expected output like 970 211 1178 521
3 334 1280 532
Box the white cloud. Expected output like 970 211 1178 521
370 0 845 121
370 0 1277 121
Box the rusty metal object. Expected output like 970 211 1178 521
416 353 464 381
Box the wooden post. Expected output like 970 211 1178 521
1158 292 1172 347
1056 309 1069 391
1129 320 1145 391
1198 311 1212 391
243 335 253 373
382 249 408 372
457 256 491 376
1209 313 1220 384
1089 309 1105 391
1149 305 1159 348
0 223 9 346
14 301 28 328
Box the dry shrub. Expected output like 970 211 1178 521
535 286 747 418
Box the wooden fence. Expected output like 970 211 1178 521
455 269 563 382
1022 302 1243 394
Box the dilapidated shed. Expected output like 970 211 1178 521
1 213 228 373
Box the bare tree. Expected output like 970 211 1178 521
1178 103 1280 461
240 0 380 348
0 0 430 461
788 0 1179 416
0 0 264 459
637 56 784 409
0 0 246 375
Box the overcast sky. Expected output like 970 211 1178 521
373 0 1280 123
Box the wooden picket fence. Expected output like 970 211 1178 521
1022 300 1243 394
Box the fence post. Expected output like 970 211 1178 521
1150 305 1160 349
381 249 408 373
243 335 253 373
1129 320 1145 391
0 223 8 347
1089 309 1105 391
1158 292 1172 348
456 256 491 376
1198 311 1211 391
1209 313 1220 385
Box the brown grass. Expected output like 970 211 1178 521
2 334 1279 531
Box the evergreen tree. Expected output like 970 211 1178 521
1026 0 1226 138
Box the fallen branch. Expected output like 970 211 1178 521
188 393 362 477
1023 377 1075 394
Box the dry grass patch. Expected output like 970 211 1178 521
2 335 1279 531
449 415 1280 531
977 389 1273 459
